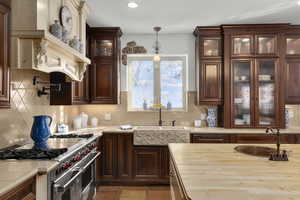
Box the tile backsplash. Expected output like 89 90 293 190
0 69 79 149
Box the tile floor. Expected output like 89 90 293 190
96 186 171 200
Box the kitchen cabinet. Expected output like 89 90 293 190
191 133 298 144
89 27 122 104
0 3 10 108
223 24 286 128
97 133 169 185
285 26 300 104
194 27 223 105
0 176 36 200
133 147 161 180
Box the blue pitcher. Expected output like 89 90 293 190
30 115 52 150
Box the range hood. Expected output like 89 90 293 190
10 0 90 81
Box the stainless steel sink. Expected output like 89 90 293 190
234 145 276 157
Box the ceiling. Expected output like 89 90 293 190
87 0 300 34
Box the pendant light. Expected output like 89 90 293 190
153 27 161 62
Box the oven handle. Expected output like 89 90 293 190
54 168 81 193
54 152 100 193
81 152 101 172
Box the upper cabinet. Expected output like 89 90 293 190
89 28 122 104
285 26 300 104
10 0 90 81
194 27 223 105
223 24 287 128
0 3 10 108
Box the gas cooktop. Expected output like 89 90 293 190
0 148 67 160
50 133 94 139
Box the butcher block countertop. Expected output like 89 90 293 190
169 143 300 200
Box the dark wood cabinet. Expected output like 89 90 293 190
89 27 122 104
194 27 223 105
0 176 36 200
222 24 286 128
133 147 161 180
97 133 169 185
0 3 10 109
191 133 230 143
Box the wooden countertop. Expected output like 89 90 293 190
169 143 300 200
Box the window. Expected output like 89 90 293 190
127 55 188 111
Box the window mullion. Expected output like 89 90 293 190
154 61 161 105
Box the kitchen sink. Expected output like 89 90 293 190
136 126 187 130
234 145 276 157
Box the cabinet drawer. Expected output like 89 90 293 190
234 134 295 144
191 134 229 143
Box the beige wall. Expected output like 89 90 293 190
79 92 208 127
0 69 79 149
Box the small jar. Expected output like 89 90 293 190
62 27 70 44
50 20 62 40
69 36 80 51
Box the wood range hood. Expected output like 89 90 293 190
10 0 90 81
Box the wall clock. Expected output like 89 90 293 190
60 6 73 33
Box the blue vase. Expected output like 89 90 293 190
30 115 52 150
207 107 218 128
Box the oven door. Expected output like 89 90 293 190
53 167 82 200
80 152 101 200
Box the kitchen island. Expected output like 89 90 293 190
169 143 300 200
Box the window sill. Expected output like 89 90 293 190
127 109 188 113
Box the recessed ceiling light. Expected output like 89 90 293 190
128 1 138 8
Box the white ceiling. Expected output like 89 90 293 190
87 0 300 34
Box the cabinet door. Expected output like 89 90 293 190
160 147 170 180
286 59 300 104
72 70 89 104
232 60 254 127
117 134 133 179
202 38 221 57
133 147 161 179
0 4 10 108
286 36 300 56
199 60 222 104
232 36 253 56
255 59 278 127
256 35 277 55
100 134 118 179
90 36 119 104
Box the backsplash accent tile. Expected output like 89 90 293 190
0 69 79 149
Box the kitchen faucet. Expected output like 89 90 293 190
266 128 288 161
156 106 175 126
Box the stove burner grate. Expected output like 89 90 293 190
50 133 94 139
0 148 67 160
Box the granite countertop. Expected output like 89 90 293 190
59 126 300 135
169 143 300 200
0 160 58 196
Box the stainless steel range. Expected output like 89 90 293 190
0 133 101 200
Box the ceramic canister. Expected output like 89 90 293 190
50 20 62 40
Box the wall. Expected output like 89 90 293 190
0 69 79 149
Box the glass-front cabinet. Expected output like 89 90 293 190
232 60 252 126
256 59 277 127
231 59 279 128
203 39 221 57
232 36 252 56
286 37 300 55
257 36 276 55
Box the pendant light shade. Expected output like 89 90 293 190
153 26 161 62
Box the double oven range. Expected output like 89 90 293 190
0 133 101 200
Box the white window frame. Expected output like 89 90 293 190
127 54 188 112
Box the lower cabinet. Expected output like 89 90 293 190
0 176 36 200
97 133 169 185
191 133 298 144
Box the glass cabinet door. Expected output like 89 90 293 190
203 39 220 56
95 39 113 57
257 60 276 126
286 37 300 55
233 37 251 55
232 60 252 126
257 36 276 55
